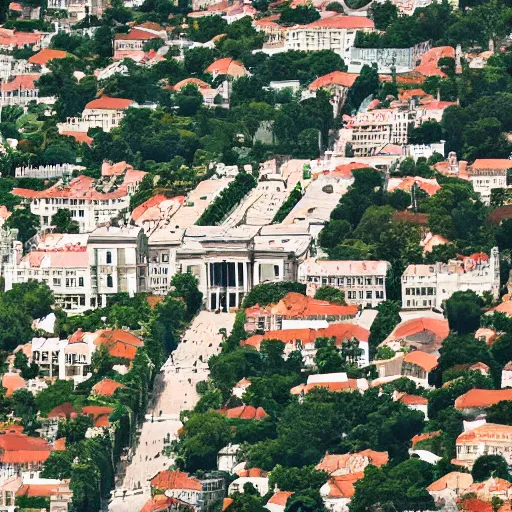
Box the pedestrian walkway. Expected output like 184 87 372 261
108 311 235 512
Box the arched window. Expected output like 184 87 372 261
106 251 112 264
107 275 113 288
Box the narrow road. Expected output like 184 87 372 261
108 311 235 512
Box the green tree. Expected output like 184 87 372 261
445 290 482 334
243 282 306 308
269 465 328 493
369 0 398 30
314 337 344 374
41 451 74 479
52 208 80 234
5 208 39 244
0 301 33 351
57 415 94 445
279 5 320 25
491 333 512 368
487 401 512 425
319 219 352 249
36 380 75 416
368 300 401 350
314 286 346 305
4 281 54 319
70 464 101 512
171 272 203 320
472 455 510 482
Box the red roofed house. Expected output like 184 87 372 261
229 468 268 496
0 74 49 107
298 258 390 308
1 372 26 397
319 473 362 511
381 317 449 353
13 165 146 233
454 424 512 469
58 95 137 134
427 471 473 510
243 322 370 367
394 391 429 418
114 29 164 60
0 432 51 477
0 28 43 51
467 159 512 205
244 292 358 332
307 71 359 116
141 494 185 512
150 470 225 510
401 351 439 388
401 247 500 310
81 405 114 428
414 46 455 78
284 16 375 61
93 329 143 361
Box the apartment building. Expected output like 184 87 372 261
467 159 512 205
298 258 390 307
113 28 164 60
8 227 148 312
338 107 415 157
46 0 107 21
401 248 500 309
284 15 375 61
12 163 146 233
455 424 512 469
0 74 53 106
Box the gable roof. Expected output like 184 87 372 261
115 28 162 41
268 491 294 506
48 402 76 419
316 449 388 474
204 57 247 77
426 471 473 492
81 405 114 427
303 15 374 29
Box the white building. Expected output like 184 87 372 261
46 0 107 21
284 15 375 61
9 227 148 312
401 248 500 310
467 159 512 205
57 95 137 134
299 258 390 308
12 164 146 233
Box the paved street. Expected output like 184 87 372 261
108 311 235 512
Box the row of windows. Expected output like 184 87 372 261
307 276 385 286
346 290 384 300
405 287 436 296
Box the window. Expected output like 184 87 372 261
79 277 84 287
79 210 84 218
162 253 169 263
53 278 61 286
366 291 372 299
106 251 112 264
107 275 113 288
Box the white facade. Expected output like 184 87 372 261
9 227 148 313
401 248 500 310
467 160 512 205
299 258 390 308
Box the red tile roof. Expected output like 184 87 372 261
403 351 439 372
115 28 162 41
291 379 362 395
84 95 135 110
219 405 268 420
459 498 493 512
141 495 183 512
237 468 267 478
427 471 473 492
455 389 512 410
2 373 25 397
131 194 170 221
150 470 202 491
308 71 359 91
490 301 512 317
81 405 114 427
204 57 247 77
412 430 441 447
268 491 294 506
53 437 66 451
94 329 143 360
173 78 211 91
60 131 93 145
16 483 64 497
0 432 51 465
3 74 40 92
28 49 68 66
316 449 388 473
326 162 373 179
324 473 363 498
398 393 428 406
91 378 127 397
388 317 449 349
471 159 512 170
304 15 374 29
414 46 455 77
48 402 76 419
222 498 233 511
